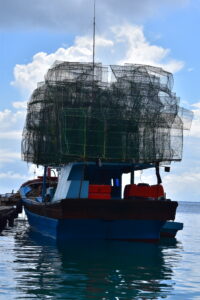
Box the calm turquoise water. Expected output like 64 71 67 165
0 202 200 300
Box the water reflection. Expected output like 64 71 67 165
8 221 183 300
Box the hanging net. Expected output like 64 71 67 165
21 61 193 165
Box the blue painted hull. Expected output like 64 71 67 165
25 208 165 241
160 221 183 238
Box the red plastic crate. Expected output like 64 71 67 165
89 185 111 194
88 193 111 200
124 184 164 199
149 185 164 198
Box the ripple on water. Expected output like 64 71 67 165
0 203 200 300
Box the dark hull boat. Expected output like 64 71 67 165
20 62 192 242
160 221 183 238
20 162 178 242
23 200 177 242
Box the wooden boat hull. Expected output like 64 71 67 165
23 198 178 242
160 221 183 238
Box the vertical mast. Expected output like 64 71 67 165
92 0 96 72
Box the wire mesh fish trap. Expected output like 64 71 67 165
21 61 193 165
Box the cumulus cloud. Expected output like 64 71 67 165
11 35 113 93
0 149 21 163
0 108 26 165
0 171 27 180
162 163 200 202
0 108 31 191
12 101 27 109
28 165 44 178
113 24 184 72
189 102 200 138
12 25 184 95
0 0 189 32
0 169 29 193
0 109 26 130
0 130 22 140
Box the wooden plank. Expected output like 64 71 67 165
0 206 15 214
23 198 178 221
0 205 20 231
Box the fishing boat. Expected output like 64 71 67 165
20 163 178 241
20 173 183 239
160 221 183 238
19 60 192 241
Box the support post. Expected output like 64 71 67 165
155 163 162 184
42 166 47 201
92 0 96 71
130 170 134 184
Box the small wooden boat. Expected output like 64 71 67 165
20 163 178 242
160 221 183 238
19 61 192 242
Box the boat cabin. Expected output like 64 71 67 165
20 161 166 203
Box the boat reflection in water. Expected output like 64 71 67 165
13 224 182 300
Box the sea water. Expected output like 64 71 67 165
0 202 200 300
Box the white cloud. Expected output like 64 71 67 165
0 170 29 193
191 102 200 110
0 130 22 140
75 35 114 49
163 169 200 201
11 25 184 95
12 101 27 109
0 149 21 163
28 164 44 178
0 171 27 180
190 122 200 138
0 109 26 130
189 102 200 138
113 24 184 72
0 109 25 166
11 35 113 94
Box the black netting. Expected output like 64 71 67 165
22 61 193 165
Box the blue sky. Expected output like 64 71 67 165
0 0 200 202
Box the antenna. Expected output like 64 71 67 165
92 0 96 71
